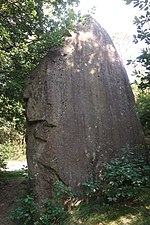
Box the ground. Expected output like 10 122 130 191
0 161 27 225
0 161 150 225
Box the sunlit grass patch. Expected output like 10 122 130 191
65 187 150 225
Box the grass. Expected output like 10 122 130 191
0 168 28 185
65 187 150 225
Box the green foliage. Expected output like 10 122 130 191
102 151 150 202
38 198 68 224
131 84 150 136
11 180 72 225
69 190 150 224
82 180 101 200
0 97 25 134
11 194 38 225
0 0 79 160
81 146 150 204
136 91 150 135
0 117 25 161
38 180 73 224
124 0 150 90
52 180 73 201
1 167 28 179
0 0 79 107
0 140 25 161
124 0 150 136
11 146 150 224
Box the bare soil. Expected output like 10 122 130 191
0 176 26 225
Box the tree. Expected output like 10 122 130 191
123 0 150 90
0 0 79 160
123 0 150 136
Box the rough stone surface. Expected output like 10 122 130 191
24 18 144 202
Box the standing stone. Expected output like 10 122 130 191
24 17 144 202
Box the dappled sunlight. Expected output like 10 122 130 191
63 25 104 71
109 215 137 225
63 24 119 74
90 68 96 75
88 53 95 64
74 31 95 42
106 43 118 63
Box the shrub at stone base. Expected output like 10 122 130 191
11 146 150 225
82 146 150 203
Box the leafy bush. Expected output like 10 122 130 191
11 180 72 225
38 198 68 225
102 154 149 202
38 180 72 224
11 194 38 225
82 146 150 203
11 146 150 224
81 180 101 201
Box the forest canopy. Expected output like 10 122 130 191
123 0 150 135
124 0 150 90
0 0 80 165
0 0 79 132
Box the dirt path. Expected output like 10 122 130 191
0 162 27 225
0 176 26 225
6 161 27 171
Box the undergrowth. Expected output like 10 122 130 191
11 146 150 225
